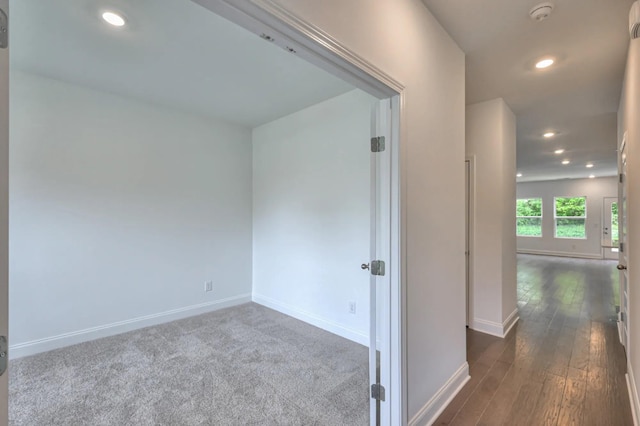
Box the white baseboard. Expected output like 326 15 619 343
471 308 519 338
408 362 470 426
10 294 252 359
252 293 368 346
618 318 624 345
627 361 640 426
502 308 520 337
517 249 602 260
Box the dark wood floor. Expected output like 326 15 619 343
435 254 634 426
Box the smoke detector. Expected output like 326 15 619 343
529 2 554 21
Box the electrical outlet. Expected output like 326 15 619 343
204 281 213 292
349 301 357 314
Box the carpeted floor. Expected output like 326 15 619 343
9 303 369 425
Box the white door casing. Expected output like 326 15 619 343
603 197 619 260
0 0 8 422
619 137 629 350
369 99 392 425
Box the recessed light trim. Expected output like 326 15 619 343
516 173 523 177
586 163 594 168
562 159 570 165
543 132 556 138
102 11 126 27
554 149 564 154
536 58 555 69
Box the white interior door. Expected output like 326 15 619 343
602 197 619 260
0 0 8 421
369 99 391 426
619 138 629 350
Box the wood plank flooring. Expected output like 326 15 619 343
435 254 633 426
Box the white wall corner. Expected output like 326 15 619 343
9 294 252 359
472 308 519 338
252 293 369 347
627 361 640 426
408 362 470 426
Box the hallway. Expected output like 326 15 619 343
436 254 633 425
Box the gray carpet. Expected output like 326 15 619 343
9 303 369 425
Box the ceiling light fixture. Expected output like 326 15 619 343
562 160 570 165
529 2 555 22
516 173 523 177
543 132 556 138
536 58 555 69
102 11 126 27
589 174 595 179
586 163 594 168
554 149 564 154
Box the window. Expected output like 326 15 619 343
516 198 542 237
554 197 587 239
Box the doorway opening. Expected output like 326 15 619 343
5 1 403 425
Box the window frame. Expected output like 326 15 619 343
553 196 587 240
516 197 543 238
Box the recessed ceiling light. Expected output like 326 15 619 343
586 163 594 168
554 149 564 154
516 173 523 177
562 159 570 165
543 132 556 138
536 58 555 69
589 174 595 179
102 11 126 27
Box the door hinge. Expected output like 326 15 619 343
620 242 624 253
371 383 386 401
0 336 6 376
621 312 626 322
371 136 385 153
620 173 624 183
0 8 7 49
371 260 385 276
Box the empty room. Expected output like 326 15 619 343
6 0 398 424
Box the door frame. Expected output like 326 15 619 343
191 1 406 424
602 196 619 260
0 0 7 419
619 135 629 350
465 157 476 327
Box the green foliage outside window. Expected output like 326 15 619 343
555 197 586 217
516 198 542 237
555 197 586 239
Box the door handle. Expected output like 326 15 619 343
361 263 370 270
617 264 627 270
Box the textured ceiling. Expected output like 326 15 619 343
423 0 634 181
11 0 355 128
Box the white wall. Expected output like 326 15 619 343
466 99 518 338
0 0 8 414
252 89 375 345
619 38 640 417
9 71 253 357
254 1 467 423
516 177 618 259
